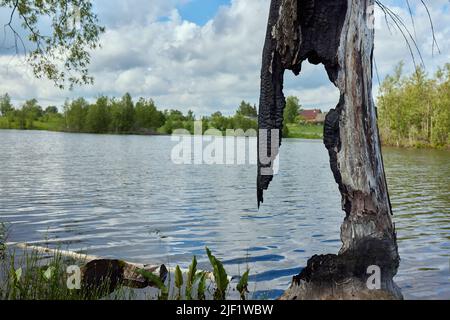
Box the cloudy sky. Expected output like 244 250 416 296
0 0 449 116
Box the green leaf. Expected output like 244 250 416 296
137 269 168 300
43 266 55 280
15 267 22 282
186 256 197 300
237 269 250 300
206 247 229 300
175 265 183 289
138 269 165 290
197 272 207 301
187 256 197 286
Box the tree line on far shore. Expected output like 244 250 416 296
1 61 449 148
0 89 308 140
0 91 305 138
377 62 450 148
0 94 260 135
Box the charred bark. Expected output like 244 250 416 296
257 0 402 299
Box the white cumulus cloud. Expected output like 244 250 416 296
0 0 448 115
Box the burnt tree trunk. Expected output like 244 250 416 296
257 0 402 300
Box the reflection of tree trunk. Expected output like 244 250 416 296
257 0 402 300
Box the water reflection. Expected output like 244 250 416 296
383 147 450 299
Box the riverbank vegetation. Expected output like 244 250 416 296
0 241 249 300
377 63 450 149
0 220 248 300
286 123 324 139
0 250 123 300
0 93 312 139
0 94 259 136
0 223 7 260
1 63 448 147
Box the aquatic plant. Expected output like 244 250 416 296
206 247 229 300
237 269 250 300
137 269 168 300
0 244 250 301
0 248 132 300
0 223 7 260
174 265 183 300
185 256 197 300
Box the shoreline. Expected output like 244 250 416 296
0 127 449 150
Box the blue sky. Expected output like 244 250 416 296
0 0 449 115
177 0 231 25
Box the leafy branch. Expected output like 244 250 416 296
1 0 105 89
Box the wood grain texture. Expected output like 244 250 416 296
258 0 401 299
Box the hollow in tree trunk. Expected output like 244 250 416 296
257 0 402 300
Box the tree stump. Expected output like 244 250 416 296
257 0 402 300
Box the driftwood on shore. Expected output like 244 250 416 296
14 243 168 294
13 243 222 295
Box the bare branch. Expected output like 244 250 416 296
419 0 441 56
375 1 425 70
375 0 441 70
405 0 418 41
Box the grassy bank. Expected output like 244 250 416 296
286 123 324 140
2 118 448 149
0 249 134 300
0 116 65 132
378 129 450 150
0 116 324 140
0 238 250 300
3 122 450 150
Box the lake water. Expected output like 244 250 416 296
0 130 448 299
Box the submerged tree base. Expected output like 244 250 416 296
280 238 403 300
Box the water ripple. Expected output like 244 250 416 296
0 130 448 299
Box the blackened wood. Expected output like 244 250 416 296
258 0 401 299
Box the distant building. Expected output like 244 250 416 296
314 112 327 124
299 109 328 124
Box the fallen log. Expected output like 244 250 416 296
15 243 103 263
12 243 225 295
13 243 168 294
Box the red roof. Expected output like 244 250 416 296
300 109 322 121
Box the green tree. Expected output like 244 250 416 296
64 98 88 132
433 64 450 146
86 97 110 133
45 106 58 114
21 99 43 128
120 93 135 132
284 96 301 124
41 105 63 129
159 109 198 134
1 0 104 88
0 93 14 116
110 93 134 133
22 99 43 119
14 109 27 129
377 61 450 148
377 62 405 144
232 114 257 132
165 110 186 122
134 98 165 131
236 101 257 118
209 111 229 132
186 110 195 122
134 98 150 130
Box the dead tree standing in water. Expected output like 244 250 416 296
257 0 402 300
